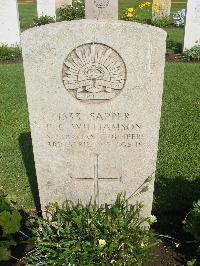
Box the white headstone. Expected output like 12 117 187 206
37 0 56 18
184 0 200 50
21 20 166 216
0 0 20 45
85 0 118 19
152 0 171 19
56 0 72 9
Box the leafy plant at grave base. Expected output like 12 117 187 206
120 2 152 24
0 45 21 61
25 177 158 265
173 9 186 27
0 187 22 261
33 15 55 26
57 0 85 21
183 45 200 61
151 16 172 28
183 200 200 265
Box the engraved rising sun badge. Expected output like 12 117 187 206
62 43 126 102
94 0 109 8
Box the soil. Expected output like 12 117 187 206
166 53 200 64
0 58 23 65
1 54 199 65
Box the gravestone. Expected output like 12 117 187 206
0 0 20 45
21 20 166 216
85 0 118 19
152 0 171 19
37 0 56 18
184 0 200 50
56 0 72 9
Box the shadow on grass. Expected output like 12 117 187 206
19 132 41 212
152 176 200 263
153 175 200 215
167 40 183 53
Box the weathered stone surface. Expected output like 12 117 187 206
152 0 171 19
56 0 72 9
85 0 118 19
37 0 56 18
21 20 166 216
0 0 20 45
184 0 200 50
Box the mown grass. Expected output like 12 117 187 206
0 63 199 211
0 64 35 208
18 0 37 26
165 28 184 53
154 63 200 213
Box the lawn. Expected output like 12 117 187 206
18 0 37 27
0 63 199 211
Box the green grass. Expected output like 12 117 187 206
18 0 37 26
0 64 35 208
154 63 200 213
165 28 184 53
0 63 199 211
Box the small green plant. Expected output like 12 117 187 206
57 0 85 21
33 15 55 26
151 17 172 28
183 200 200 244
183 200 200 265
0 45 21 61
184 45 200 61
26 191 158 265
0 187 22 261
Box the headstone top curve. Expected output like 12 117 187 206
21 20 167 39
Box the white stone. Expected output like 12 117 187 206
37 0 56 18
85 0 118 19
0 0 20 45
21 20 166 217
152 0 171 19
56 0 72 9
184 0 200 50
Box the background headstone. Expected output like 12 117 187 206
152 0 171 19
22 20 166 216
85 0 118 19
0 0 20 45
37 0 56 18
56 0 72 9
184 0 200 50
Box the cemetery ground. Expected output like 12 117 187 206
0 0 200 265
1 62 200 265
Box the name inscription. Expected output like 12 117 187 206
46 112 143 150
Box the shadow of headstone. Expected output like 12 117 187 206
153 175 200 215
18 132 41 211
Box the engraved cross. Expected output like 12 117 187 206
74 153 122 206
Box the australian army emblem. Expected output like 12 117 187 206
62 43 126 102
94 0 109 8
